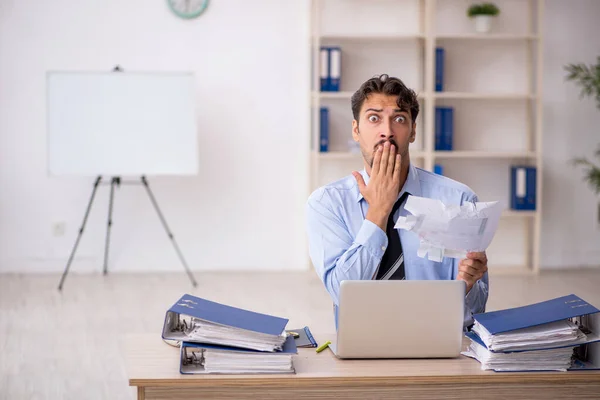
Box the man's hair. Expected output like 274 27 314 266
351 74 419 123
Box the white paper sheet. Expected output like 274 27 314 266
395 195 502 262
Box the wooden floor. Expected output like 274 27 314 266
1 269 600 400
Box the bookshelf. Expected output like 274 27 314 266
309 0 544 275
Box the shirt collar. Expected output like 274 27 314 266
356 163 422 203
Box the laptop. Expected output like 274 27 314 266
330 279 466 359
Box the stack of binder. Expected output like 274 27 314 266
464 294 600 372
162 294 297 374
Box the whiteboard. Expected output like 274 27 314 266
47 71 199 176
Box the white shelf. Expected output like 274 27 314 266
315 91 425 100
318 151 426 160
502 210 537 218
434 151 537 159
320 34 425 41
435 34 538 41
434 92 535 100
315 91 354 99
315 92 533 100
310 0 544 274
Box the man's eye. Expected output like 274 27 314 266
395 116 406 123
368 115 379 123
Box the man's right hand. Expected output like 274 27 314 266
352 141 402 231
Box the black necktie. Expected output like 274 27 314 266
375 192 409 280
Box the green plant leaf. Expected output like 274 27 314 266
565 57 600 195
467 2 499 17
564 57 600 109
572 156 600 195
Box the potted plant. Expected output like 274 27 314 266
565 56 600 220
467 3 500 33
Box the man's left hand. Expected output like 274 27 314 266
457 251 488 293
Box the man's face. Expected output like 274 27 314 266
351 93 416 170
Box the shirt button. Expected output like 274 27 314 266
381 246 386 251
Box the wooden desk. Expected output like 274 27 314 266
124 334 600 400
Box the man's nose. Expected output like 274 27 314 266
379 119 393 140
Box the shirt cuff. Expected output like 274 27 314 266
354 219 388 260
465 281 479 304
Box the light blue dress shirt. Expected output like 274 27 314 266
306 163 489 330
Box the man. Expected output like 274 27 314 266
306 74 488 330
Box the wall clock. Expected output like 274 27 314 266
167 0 209 19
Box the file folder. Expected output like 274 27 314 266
162 293 289 343
320 47 329 91
329 46 341 92
510 165 536 210
473 294 599 335
465 295 600 371
286 326 318 348
319 107 329 152
435 47 445 92
180 335 298 374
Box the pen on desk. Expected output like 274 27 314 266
316 340 331 353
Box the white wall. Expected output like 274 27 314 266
0 0 310 272
0 0 598 273
540 0 600 268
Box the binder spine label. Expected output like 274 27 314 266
516 168 526 198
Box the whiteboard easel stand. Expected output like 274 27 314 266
57 175 199 291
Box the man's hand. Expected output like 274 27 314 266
352 142 401 231
457 251 488 293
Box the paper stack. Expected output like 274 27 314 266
463 294 600 372
465 320 586 371
181 338 296 374
183 318 288 352
162 294 297 374
466 341 576 372
472 319 587 352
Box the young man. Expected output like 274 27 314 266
306 74 488 329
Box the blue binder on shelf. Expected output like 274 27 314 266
434 107 444 150
319 46 341 92
435 107 453 151
320 46 329 91
328 46 341 92
161 293 289 342
442 107 453 150
510 165 536 210
435 47 445 92
319 107 329 152
434 164 443 175
180 335 298 375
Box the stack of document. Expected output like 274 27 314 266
472 319 587 352
181 337 296 374
466 340 576 372
162 294 297 374
463 294 600 372
184 318 288 352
